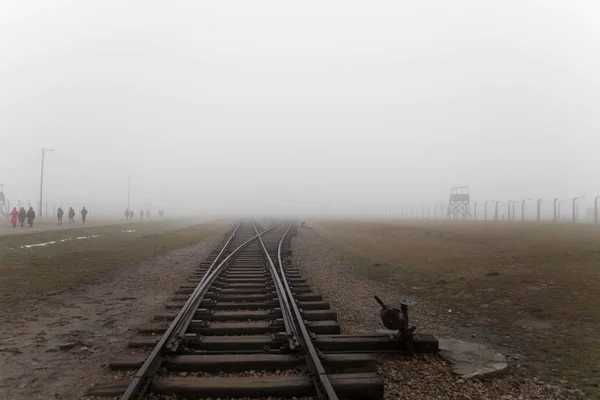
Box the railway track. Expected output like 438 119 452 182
88 219 437 399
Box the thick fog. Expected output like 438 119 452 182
1 1 599 217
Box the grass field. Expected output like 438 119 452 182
312 219 600 396
0 219 230 308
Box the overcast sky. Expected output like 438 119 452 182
1 0 599 216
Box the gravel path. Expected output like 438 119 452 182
291 227 587 400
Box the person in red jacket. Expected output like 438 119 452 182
9 207 18 228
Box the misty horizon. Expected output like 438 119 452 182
2 1 599 217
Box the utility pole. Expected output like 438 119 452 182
494 201 499 221
39 148 55 219
521 199 532 221
484 200 493 221
573 197 584 223
558 200 568 222
127 176 131 214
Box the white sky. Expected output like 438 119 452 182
1 0 599 216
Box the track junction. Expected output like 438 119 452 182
88 220 438 400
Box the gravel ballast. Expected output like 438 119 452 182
291 227 587 400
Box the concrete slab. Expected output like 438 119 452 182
438 337 508 378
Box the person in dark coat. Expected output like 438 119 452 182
68 207 76 224
81 206 88 224
57 207 64 226
145 210 149 219
26 207 35 228
18 207 26 227
125 209 130 220
129 210 134 220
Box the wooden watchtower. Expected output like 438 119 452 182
446 186 471 220
0 185 7 218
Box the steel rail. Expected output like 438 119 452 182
120 221 276 400
258 222 339 400
252 223 298 351
166 222 274 353
277 223 338 399
196 221 241 288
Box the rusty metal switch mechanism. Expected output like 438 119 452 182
374 295 419 356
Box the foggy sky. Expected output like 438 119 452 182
1 1 599 216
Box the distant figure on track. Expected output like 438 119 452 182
57 207 64 226
68 207 76 224
125 209 130 220
129 210 134 220
140 210 144 219
26 207 35 228
145 210 149 219
9 207 18 228
158 209 163 218
18 207 26 227
81 206 88 224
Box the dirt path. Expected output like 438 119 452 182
0 219 125 236
0 234 222 400
0 218 206 237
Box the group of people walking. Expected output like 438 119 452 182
9 207 36 228
7 204 165 228
124 209 162 220
58 206 87 225
127 209 149 220
8 206 88 228
56 206 87 225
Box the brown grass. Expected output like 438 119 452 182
312 219 600 397
0 219 231 307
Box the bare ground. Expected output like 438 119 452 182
291 226 588 400
0 234 223 400
309 219 600 397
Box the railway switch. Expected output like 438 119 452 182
374 295 419 356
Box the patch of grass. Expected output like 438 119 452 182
0 220 231 307
0 219 202 262
311 219 600 397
